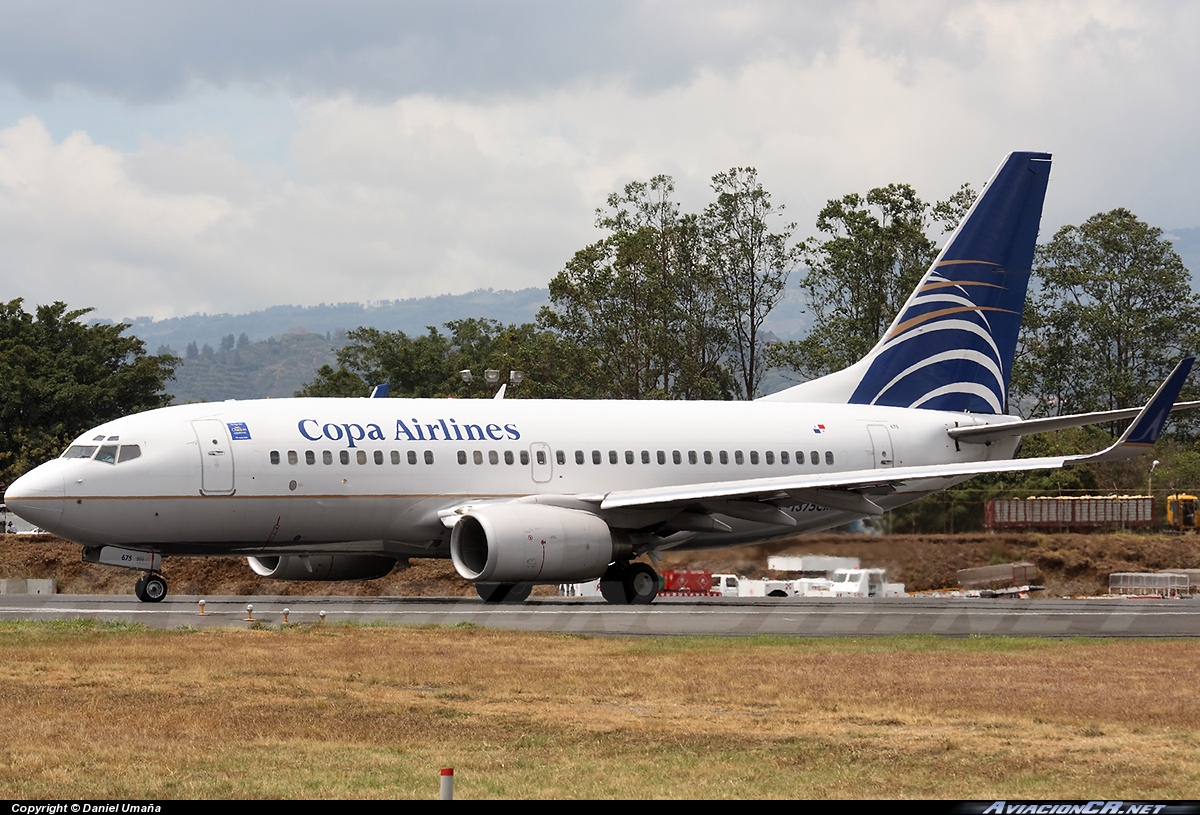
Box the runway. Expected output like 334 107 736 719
2 594 1199 636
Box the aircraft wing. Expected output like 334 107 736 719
593 357 1195 518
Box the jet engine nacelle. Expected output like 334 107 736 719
450 503 624 584
246 554 397 581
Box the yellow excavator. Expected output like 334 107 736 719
1167 494 1199 532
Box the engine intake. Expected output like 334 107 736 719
450 503 624 583
247 554 397 581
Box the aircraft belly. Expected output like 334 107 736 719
55 494 442 548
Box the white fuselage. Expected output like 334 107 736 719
6 397 1018 559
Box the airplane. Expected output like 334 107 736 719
4 151 1195 605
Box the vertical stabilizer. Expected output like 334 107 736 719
763 151 1051 414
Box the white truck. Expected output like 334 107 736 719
711 568 905 599
824 567 906 598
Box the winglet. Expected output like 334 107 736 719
1072 357 1194 463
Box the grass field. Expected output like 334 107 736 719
2 621 1199 799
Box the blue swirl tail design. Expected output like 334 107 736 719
846 151 1051 414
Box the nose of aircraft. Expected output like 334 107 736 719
4 462 66 533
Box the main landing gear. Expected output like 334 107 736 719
134 572 168 603
599 561 660 605
475 582 533 603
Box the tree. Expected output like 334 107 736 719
1013 208 1200 418
542 176 734 399
297 318 600 400
0 300 178 485
702 167 798 399
769 183 963 381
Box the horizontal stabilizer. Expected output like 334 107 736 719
949 401 1200 444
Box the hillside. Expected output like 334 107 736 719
4 532 1198 599
167 330 350 402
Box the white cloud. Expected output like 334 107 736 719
0 1 1197 320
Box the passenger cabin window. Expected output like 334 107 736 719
489 451 499 465
305 451 315 465
826 451 835 465
424 451 435 465
341 450 351 465
287 451 298 465
270 451 280 465
408 451 418 465
458 451 468 465
810 450 819 466
520 450 530 465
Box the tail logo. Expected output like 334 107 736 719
849 264 1018 413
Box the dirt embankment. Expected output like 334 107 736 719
4 531 1199 598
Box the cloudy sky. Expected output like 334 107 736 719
0 0 1197 322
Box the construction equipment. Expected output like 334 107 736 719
1167 494 1199 532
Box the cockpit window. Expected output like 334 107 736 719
62 445 98 459
117 445 141 463
95 445 119 464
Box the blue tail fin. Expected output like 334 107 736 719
844 151 1051 413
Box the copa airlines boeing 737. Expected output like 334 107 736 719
4 151 1195 604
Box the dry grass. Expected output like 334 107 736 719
2 623 1199 799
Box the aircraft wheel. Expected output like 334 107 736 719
767 590 788 598
141 574 168 603
475 582 532 603
133 575 148 602
624 563 660 605
599 563 630 604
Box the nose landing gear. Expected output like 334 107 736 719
134 573 168 603
82 546 168 603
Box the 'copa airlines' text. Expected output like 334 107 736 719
298 418 521 448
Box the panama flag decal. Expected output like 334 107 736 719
813 424 826 434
